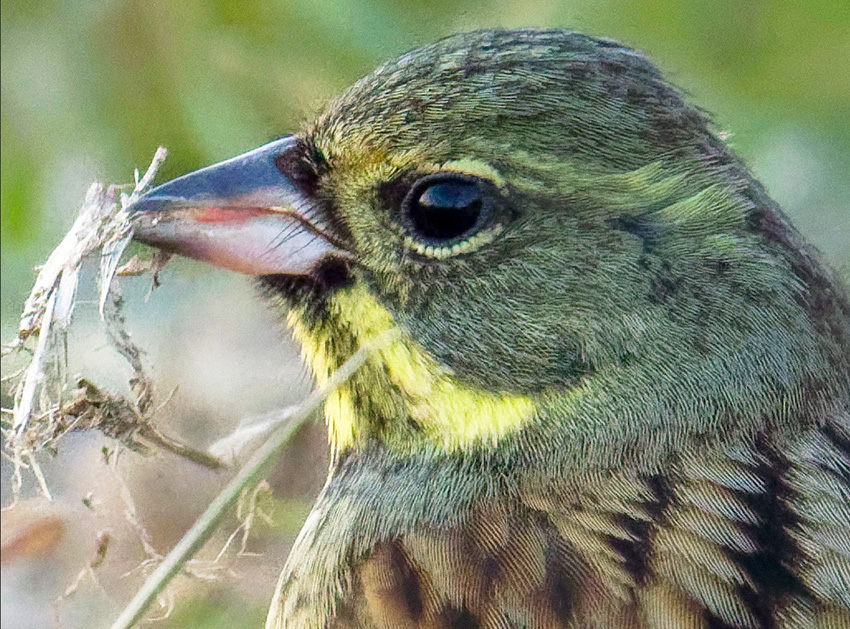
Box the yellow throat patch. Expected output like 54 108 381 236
286 283 536 454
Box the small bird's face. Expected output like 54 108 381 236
129 30 836 460
278 31 743 394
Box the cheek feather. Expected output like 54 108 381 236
287 282 540 452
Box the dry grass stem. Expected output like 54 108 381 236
3 145 402 628
109 328 401 629
53 530 112 625
2 148 224 503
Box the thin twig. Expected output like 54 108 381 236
109 328 400 629
26 453 52 501
53 531 111 626
112 449 160 561
139 425 225 470
13 289 58 437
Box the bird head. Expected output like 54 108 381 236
129 30 849 470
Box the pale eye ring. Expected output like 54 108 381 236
401 173 490 245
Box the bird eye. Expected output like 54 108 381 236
402 175 487 244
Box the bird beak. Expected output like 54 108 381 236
127 136 346 276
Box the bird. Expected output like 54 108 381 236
128 28 850 629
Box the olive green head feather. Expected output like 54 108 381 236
130 28 850 469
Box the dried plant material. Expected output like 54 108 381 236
63 530 111 594
2 146 400 628
115 250 173 294
53 530 112 625
2 148 223 502
214 481 275 563
109 329 401 629
112 450 161 563
6 150 164 441
208 406 299 466
59 379 149 452
61 379 224 469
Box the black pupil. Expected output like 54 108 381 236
409 180 482 241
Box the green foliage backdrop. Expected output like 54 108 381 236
3 0 849 328
1 1 848 626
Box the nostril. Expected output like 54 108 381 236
273 139 323 197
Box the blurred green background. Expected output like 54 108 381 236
3 0 850 321
2 1 849 627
